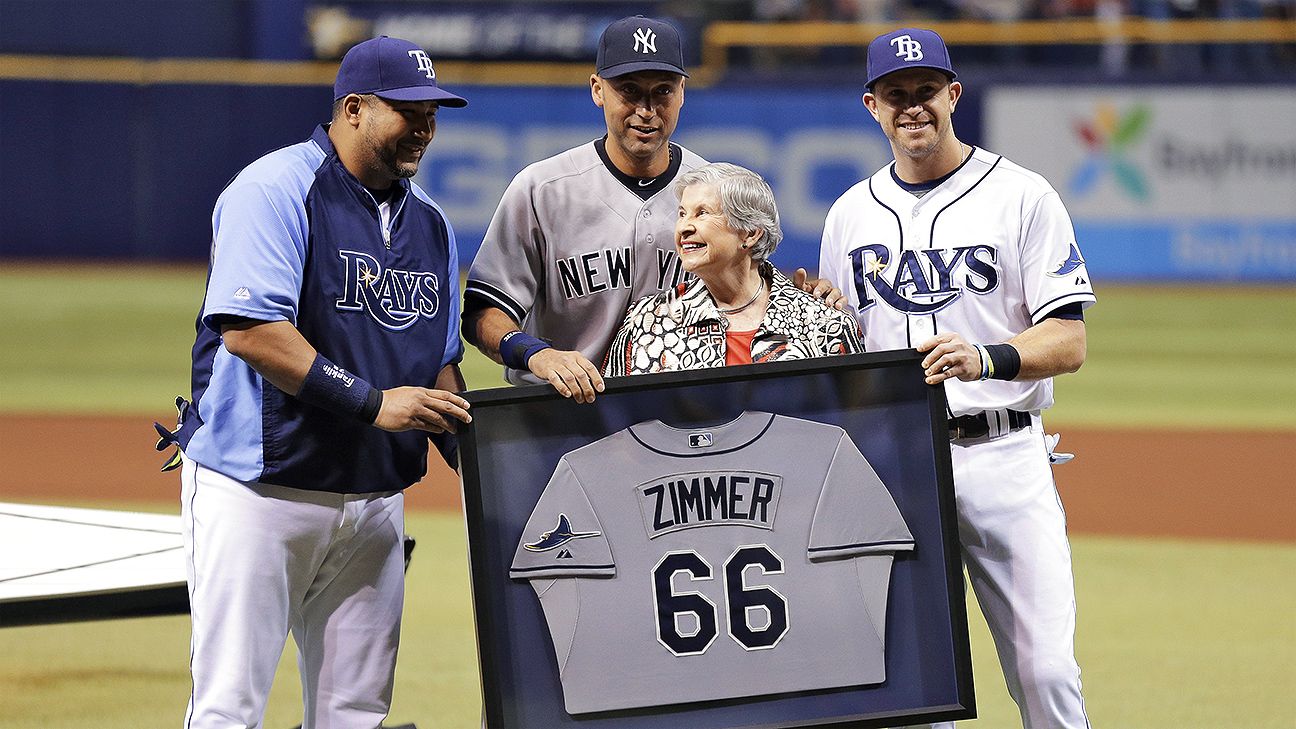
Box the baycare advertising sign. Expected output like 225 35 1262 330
987 86 1296 281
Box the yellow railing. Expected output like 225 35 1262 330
1 19 1292 88
0 55 593 87
697 18 1296 82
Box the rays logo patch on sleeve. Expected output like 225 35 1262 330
523 513 602 552
1048 242 1086 277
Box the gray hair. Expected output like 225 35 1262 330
674 162 783 262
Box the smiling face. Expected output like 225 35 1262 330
357 95 438 183
864 68 961 164
591 70 685 178
675 183 761 281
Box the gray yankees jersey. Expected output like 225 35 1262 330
465 140 706 385
510 412 915 715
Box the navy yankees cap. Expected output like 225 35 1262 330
334 36 468 107
596 16 689 78
865 28 957 89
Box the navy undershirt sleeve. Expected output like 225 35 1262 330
1041 302 1085 321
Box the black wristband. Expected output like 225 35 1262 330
983 343 1022 381
297 353 379 423
359 387 383 424
499 330 551 370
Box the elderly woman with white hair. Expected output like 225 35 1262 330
604 162 862 376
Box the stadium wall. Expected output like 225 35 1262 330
1 75 1292 281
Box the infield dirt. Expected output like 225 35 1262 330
1 415 1290 543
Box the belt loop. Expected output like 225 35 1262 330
986 409 1003 439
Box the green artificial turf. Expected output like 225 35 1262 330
1 266 1292 430
1052 285 1296 430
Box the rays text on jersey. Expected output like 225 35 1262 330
336 250 442 330
849 243 999 315
639 472 781 537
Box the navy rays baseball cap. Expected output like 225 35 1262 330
334 36 468 107
596 16 689 78
865 28 957 89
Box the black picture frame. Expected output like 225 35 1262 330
458 350 974 729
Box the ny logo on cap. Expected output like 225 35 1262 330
633 27 657 54
890 34 924 62
407 49 435 79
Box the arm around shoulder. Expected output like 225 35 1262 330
828 309 865 356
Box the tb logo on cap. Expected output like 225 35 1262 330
633 27 657 54
890 34 924 61
407 49 436 79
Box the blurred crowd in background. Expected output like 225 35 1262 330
666 0 1296 76
297 0 1295 81
5 0 1285 80
703 0 1292 23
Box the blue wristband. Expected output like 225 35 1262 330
297 353 383 424
974 344 991 381
499 331 551 370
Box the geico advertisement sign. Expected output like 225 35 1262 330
985 86 1296 219
412 86 895 265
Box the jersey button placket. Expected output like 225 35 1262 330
903 208 929 345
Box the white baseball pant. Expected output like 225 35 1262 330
904 416 1091 729
181 456 406 729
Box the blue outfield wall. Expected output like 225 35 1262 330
0 80 330 261
2 78 1291 281
1075 221 1296 281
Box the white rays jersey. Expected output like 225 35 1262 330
509 412 914 715
466 141 706 385
819 147 1096 416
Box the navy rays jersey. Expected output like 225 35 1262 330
179 125 462 493
510 412 914 715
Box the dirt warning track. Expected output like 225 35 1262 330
1 415 1289 542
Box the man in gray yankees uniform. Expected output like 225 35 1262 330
464 16 839 402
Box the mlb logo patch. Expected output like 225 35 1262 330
688 432 714 448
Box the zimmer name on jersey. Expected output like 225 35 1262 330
509 413 915 715
640 470 779 533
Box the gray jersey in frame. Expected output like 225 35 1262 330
465 140 706 385
509 411 915 715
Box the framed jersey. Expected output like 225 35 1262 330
459 350 974 729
